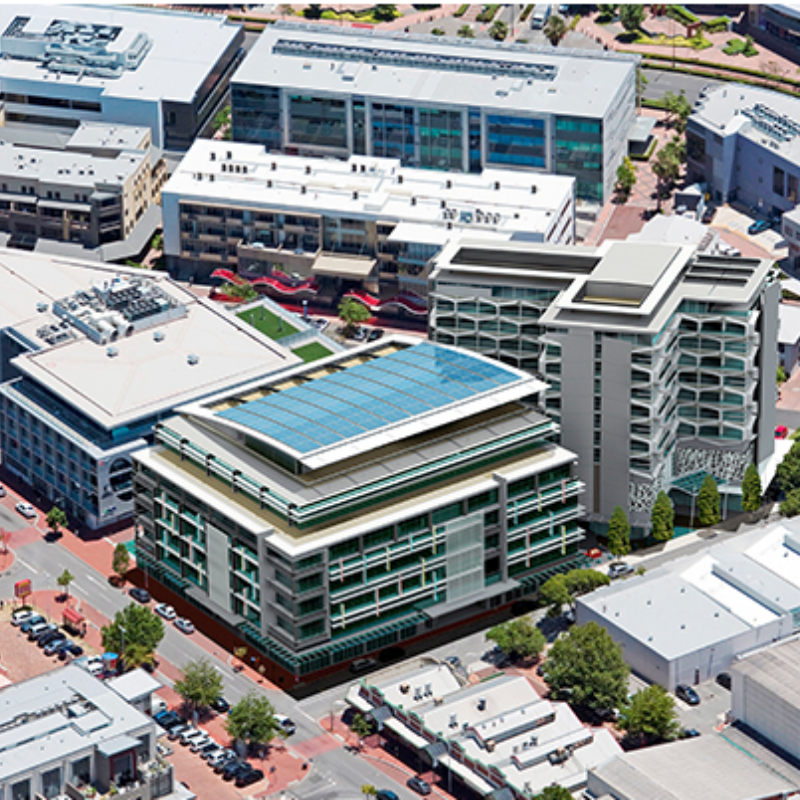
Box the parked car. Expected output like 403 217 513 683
190 735 214 753
367 328 385 342
129 587 151 604
214 756 241 775
775 425 789 439
44 637 69 656
15 502 36 519
275 714 296 736
675 683 701 705
199 743 223 761
208 748 236 766
174 617 195 635
154 603 176 620
680 728 701 738
377 791 400 800
180 728 206 747
407 777 432 795
28 622 57 641
0 485 6 497
702 206 716 224
236 768 265 788
443 655 462 670
349 657 378 674
211 696 230 713
748 219 771 235
608 562 635 579
155 711 183 731
167 724 191 742
20 614 45 633
58 641 84 660
716 672 732 691
352 327 368 342
312 317 329 332
38 630 65 648
221 760 248 780
156 741 173 758
11 609 35 626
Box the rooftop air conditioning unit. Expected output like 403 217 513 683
107 347 118 358
153 331 165 342
187 354 199 366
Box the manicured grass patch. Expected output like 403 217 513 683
723 37 759 57
293 342 333 363
476 4 500 22
666 4 699 26
454 3 469 17
237 307 298 340
622 30 713 50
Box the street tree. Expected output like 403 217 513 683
741 463 762 514
361 786 378 800
777 440 800 495
487 616 546 660
619 4 645 32
225 692 283 751
615 157 637 200
545 622 629 711
489 20 509 40
458 23 475 38
350 713 373 749
337 297 370 335
543 14 567 46
652 144 681 209
607 506 631 559
539 574 572 617
564 568 611 596
101 602 165 671
778 364 788 385
697 474 721 527
650 491 675 542
782 487 800 517
534 787 574 800
46 506 68 534
619 685 681 744
57 569 75 599
373 4 399 22
112 542 131 583
597 4 618 23
303 3 323 19
174 657 224 714
234 645 248 671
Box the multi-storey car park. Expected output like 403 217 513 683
0 5 244 150
162 142 575 293
428 239 778 536
230 23 638 203
132 337 585 684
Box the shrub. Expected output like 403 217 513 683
703 16 730 33
431 27 445 35
520 4 534 22
454 3 469 16
666 4 699 26
476 4 500 23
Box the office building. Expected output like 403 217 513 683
0 250 302 530
0 122 165 256
687 84 800 215
0 665 179 800
0 5 244 150
429 238 778 533
576 519 800 689
348 663 621 798
132 337 585 682
231 23 638 202
585 735 796 800
163 142 575 290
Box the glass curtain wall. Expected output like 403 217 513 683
289 95 348 149
555 116 603 201
486 115 546 168
232 84 281 149
418 107 463 170
371 103 415 162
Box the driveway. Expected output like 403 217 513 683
712 206 789 259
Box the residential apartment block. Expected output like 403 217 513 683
230 23 638 202
0 122 165 253
163 142 575 293
132 338 585 682
0 250 301 530
0 5 244 149
429 239 778 534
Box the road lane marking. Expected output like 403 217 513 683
17 558 38 574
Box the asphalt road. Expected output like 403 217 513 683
642 67 722 104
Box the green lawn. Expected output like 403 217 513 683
293 342 333 363
238 307 298 340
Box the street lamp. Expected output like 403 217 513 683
119 625 126 663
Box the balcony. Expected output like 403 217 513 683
64 759 173 800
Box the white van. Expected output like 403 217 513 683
530 4 551 29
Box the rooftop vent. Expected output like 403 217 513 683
477 697 486 712
305 165 311 175
107 347 118 358
301 185 307 195
531 185 537 194
397 174 403 184
227 151 232 160
494 181 500 191
353 190 359 200
153 331 165 342
36 302 48 313
446 179 452 189
411 197 417 206
187 354 199 366
210 152 216 161
352 163 358 173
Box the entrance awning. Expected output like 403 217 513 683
628 116 656 143
63 607 84 625
97 734 140 758
312 253 376 279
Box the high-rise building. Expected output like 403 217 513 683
230 23 638 202
133 338 585 682
429 238 778 534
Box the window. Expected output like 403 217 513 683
72 756 91 787
432 502 462 526
42 767 61 799
774 166 785 196
789 174 799 204
11 779 30 800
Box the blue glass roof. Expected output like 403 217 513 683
216 342 520 455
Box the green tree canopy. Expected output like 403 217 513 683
350 713 373 742
534 787 574 800
652 143 682 207
619 685 681 743
174 658 224 713
564 568 611 596
741 463 762 514
615 156 637 199
607 506 631 559
46 506 68 534
777 440 800 495
650 491 675 542
373 4 399 21
458 23 475 38
112 542 131 581
489 20 509 40
338 297 370 334
221 281 257 302
101 603 165 671
544 622 629 711
57 569 75 597
782 487 800 517
619 4 645 31
697 474 721 527
487 617 546 660
543 14 567 46
225 692 283 748
539 574 572 617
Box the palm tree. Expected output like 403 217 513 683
458 24 475 38
544 14 568 46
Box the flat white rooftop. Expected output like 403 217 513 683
0 5 241 104
166 144 574 239
0 249 299 429
236 23 637 118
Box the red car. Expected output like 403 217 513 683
776 426 789 439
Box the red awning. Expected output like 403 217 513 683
63 607 84 624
